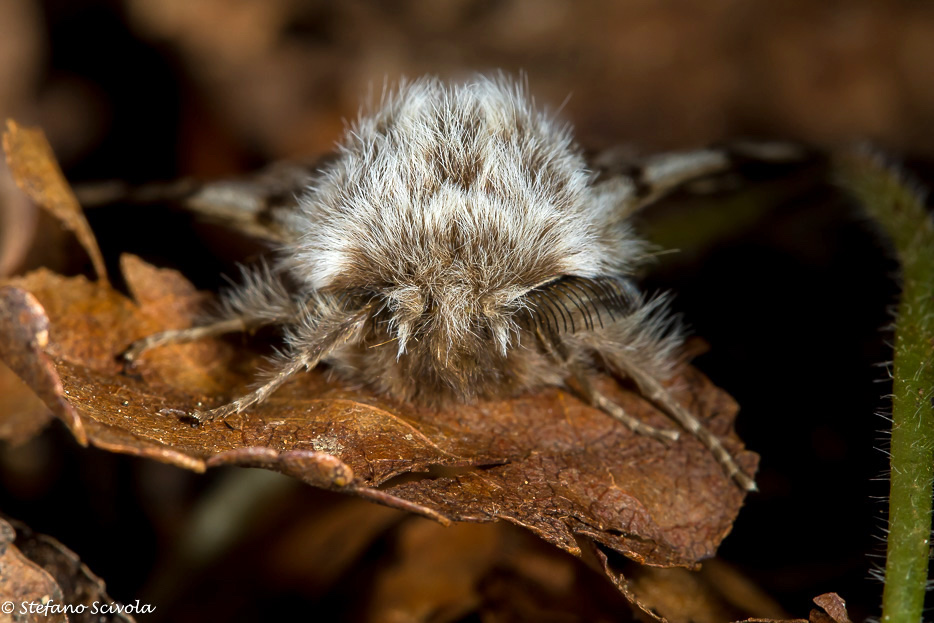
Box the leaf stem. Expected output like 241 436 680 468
836 150 934 623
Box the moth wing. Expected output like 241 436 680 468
587 141 809 220
75 142 808 243
75 156 337 244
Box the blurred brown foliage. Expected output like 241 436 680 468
0 516 136 623
0 1 925 621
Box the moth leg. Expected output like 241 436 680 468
193 355 308 423
612 357 757 492
193 303 373 423
124 260 298 363
572 366 680 443
534 327 678 443
122 317 253 363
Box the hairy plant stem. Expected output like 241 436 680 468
837 150 934 623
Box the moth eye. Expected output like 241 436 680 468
517 276 641 338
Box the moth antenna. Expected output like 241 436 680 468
553 279 594 331
527 290 563 334
539 300 561 337
548 291 577 333
567 278 607 327
522 296 557 338
562 278 603 329
581 279 620 323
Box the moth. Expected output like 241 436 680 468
115 76 792 491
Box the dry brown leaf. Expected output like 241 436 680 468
732 593 851 623
0 517 67 623
625 562 788 623
0 161 39 278
0 258 757 578
0 517 136 623
0 361 52 445
367 517 633 623
0 119 757 603
368 519 501 622
810 594 852 623
262 496 406 591
2 120 108 285
696 560 787 621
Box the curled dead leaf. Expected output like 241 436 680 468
0 516 136 623
2 120 108 285
810 593 852 623
0 517 67 623
0 361 52 445
731 592 851 623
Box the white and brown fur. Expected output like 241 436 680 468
125 76 764 490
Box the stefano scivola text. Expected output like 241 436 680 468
2 598 156 616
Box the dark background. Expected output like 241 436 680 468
1 1 931 621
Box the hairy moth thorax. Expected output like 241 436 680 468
124 73 759 490
282 76 650 404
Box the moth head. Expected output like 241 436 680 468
365 247 557 362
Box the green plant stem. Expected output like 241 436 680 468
836 150 934 623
